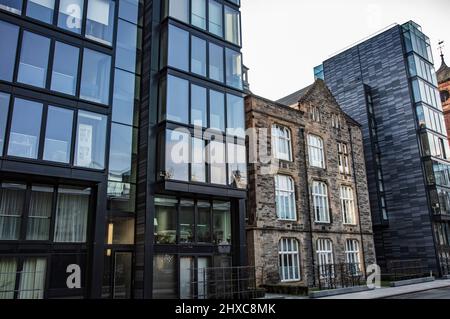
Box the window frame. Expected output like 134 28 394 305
278 238 301 282
274 175 297 221
311 180 330 224
316 238 334 278
271 124 293 162
307 134 325 169
340 185 356 225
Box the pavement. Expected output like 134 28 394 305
263 279 450 299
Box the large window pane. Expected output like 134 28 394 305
0 258 17 299
0 0 22 14
191 36 206 76
109 123 137 183
154 197 177 244
191 84 207 127
153 254 176 298
58 0 83 34
191 137 205 182
226 94 244 138
224 6 240 45
209 43 224 83
26 0 55 24
208 0 222 37
166 75 189 124
86 0 115 45
0 93 10 155
191 0 206 29
80 48 111 105
116 19 141 74
26 186 53 240
43 106 73 163
168 0 188 23
0 21 19 82
17 32 51 88
209 140 226 185
119 0 139 24
54 186 90 243
197 201 211 243
225 48 242 89
179 199 194 243
165 129 189 181
213 201 231 245
112 69 139 126
107 181 136 213
210 90 225 131
168 25 189 71
8 98 43 159
0 183 26 240
51 42 79 96
75 110 107 169
227 142 247 189
18 258 46 299
107 216 135 244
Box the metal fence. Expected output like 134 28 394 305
316 263 365 290
189 266 263 299
439 255 450 277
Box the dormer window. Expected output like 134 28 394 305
311 106 320 122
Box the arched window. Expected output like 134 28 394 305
312 181 330 223
340 186 356 225
317 238 334 278
278 238 300 282
308 134 325 168
272 124 292 161
345 239 361 275
274 175 296 220
311 106 320 122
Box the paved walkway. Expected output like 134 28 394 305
321 279 450 299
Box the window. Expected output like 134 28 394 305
116 19 141 74
164 75 189 124
26 0 55 24
0 93 10 155
43 106 74 163
153 254 177 298
345 239 361 274
26 186 53 240
340 186 356 225
225 48 242 89
275 175 296 221
154 197 177 244
0 0 22 14
197 201 211 243
86 0 115 45
191 0 206 30
168 25 189 71
338 143 350 175
0 257 47 299
191 36 207 76
109 123 136 183
58 0 84 34
317 239 334 278
312 181 330 223
0 183 26 240
106 216 135 244
226 94 245 138
54 186 90 242
191 137 206 182
308 134 325 168
8 98 43 159
119 0 140 25
213 201 231 245
74 110 107 170
209 140 226 185
51 42 80 96
107 181 136 213
0 21 19 82
278 238 300 282
208 0 223 37
80 49 112 105
112 69 139 126
179 200 194 243
224 5 240 45
272 125 292 161
191 84 207 127
209 43 224 83
209 90 225 131
168 0 188 23
165 129 189 181
17 31 51 88
331 114 341 129
227 142 247 189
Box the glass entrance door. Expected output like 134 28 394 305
179 256 210 299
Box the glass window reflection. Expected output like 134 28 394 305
154 197 177 244
86 0 115 45
168 25 189 71
191 36 206 76
0 20 19 82
51 42 80 96
80 48 111 105
109 123 136 183
43 106 74 163
58 0 83 34
26 0 55 24
0 93 10 156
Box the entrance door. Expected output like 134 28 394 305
179 257 210 299
112 252 133 299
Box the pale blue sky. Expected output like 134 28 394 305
241 0 450 101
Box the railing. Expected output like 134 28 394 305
316 263 365 290
384 259 428 281
189 266 263 299
439 255 450 276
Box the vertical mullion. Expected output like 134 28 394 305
38 104 49 161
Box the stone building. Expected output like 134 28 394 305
438 52 450 145
246 79 376 288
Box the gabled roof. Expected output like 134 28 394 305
276 84 314 106
437 55 450 84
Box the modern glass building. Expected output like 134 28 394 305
0 0 247 299
320 21 450 275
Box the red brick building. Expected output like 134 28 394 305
438 53 450 145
